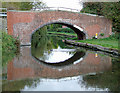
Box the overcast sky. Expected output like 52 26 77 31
42 0 83 11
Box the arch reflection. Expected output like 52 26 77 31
33 51 85 67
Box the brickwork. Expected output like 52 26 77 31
7 10 112 45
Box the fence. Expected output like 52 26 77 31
0 8 7 32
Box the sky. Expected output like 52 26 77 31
42 0 83 11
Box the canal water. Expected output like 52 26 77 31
2 35 120 92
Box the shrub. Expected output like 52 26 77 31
109 33 119 40
92 36 96 39
56 28 75 33
100 33 104 36
2 32 18 52
2 32 20 66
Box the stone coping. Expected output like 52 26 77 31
64 40 120 56
7 10 104 17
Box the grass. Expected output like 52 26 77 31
77 38 118 49
48 31 119 49
48 31 77 36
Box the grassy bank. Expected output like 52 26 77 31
77 37 118 49
2 32 19 66
48 30 119 50
48 31 77 36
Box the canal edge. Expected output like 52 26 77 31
64 40 120 56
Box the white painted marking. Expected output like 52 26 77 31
73 25 83 31
74 58 83 64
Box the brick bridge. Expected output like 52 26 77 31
7 9 112 45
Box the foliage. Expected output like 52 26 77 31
32 24 74 49
109 33 119 40
2 2 21 10
47 24 62 31
47 24 75 34
2 1 46 10
20 2 33 10
56 28 75 33
2 32 17 52
100 33 104 36
81 2 120 32
48 31 77 36
31 35 66 59
92 36 96 39
83 58 120 91
2 78 40 91
31 24 74 58
47 24 76 37
32 26 47 48
67 37 78 40
2 32 19 66
2 50 15 67
102 2 120 32
31 36 49 58
81 2 103 15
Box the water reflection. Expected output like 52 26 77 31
2 36 120 92
83 58 120 91
38 46 76 63
22 76 109 91
5 46 112 81
31 36 72 63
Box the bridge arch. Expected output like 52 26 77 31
31 21 87 41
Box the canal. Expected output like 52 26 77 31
2 35 120 91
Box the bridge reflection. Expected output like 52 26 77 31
7 46 112 80
33 51 85 67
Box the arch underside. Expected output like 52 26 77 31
53 22 86 40
32 21 86 40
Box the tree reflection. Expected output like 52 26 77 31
2 78 40 91
31 27 72 60
82 58 120 91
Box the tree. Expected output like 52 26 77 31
81 2 103 15
80 2 120 32
2 1 46 10
102 2 120 32
83 58 120 91
20 2 33 10
2 2 21 10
